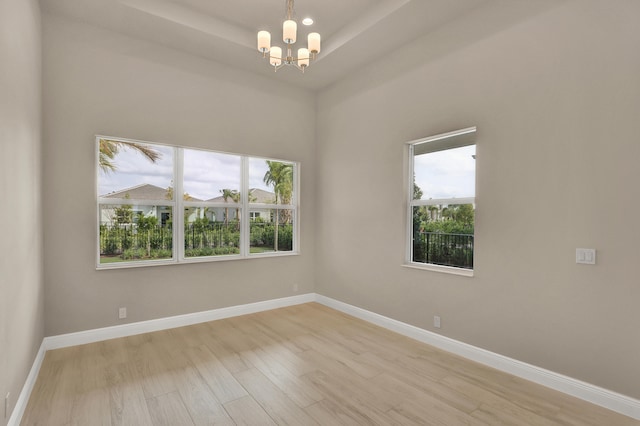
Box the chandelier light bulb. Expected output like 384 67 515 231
308 32 321 55
283 20 297 44
298 48 310 68
257 31 271 54
270 46 282 67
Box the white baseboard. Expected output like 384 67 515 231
44 293 316 350
314 294 640 421
10 292 640 424
8 341 46 426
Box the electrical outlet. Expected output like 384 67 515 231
576 248 596 264
292 283 299 292
118 307 127 319
5 392 9 419
434 315 441 329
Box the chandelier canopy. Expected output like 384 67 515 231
257 0 321 72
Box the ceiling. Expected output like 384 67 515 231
39 0 553 90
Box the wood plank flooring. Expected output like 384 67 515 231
21 303 638 425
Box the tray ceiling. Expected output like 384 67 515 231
40 0 561 90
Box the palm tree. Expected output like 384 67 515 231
413 177 423 200
428 205 439 221
99 138 161 173
136 214 158 257
443 204 461 221
230 190 241 230
220 189 235 225
263 161 293 251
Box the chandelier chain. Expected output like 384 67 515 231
286 0 294 20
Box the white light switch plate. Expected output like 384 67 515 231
576 248 596 264
433 315 441 328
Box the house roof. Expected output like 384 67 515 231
101 183 202 201
207 188 275 204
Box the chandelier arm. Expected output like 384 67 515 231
265 57 308 73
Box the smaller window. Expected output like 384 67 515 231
407 127 476 273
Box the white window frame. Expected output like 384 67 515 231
96 135 300 269
405 127 476 277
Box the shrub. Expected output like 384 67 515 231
102 225 119 255
185 247 239 257
278 224 293 250
150 249 172 259
121 248 145 260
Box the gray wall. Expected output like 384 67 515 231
316 0 640 399
42 15 316 336
0 0 44 423
35 0 640 405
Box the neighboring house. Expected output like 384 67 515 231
100 184 277 225
102 183 173 200
100 183 202 226
206 188 276 223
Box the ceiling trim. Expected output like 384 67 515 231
119 0 255 49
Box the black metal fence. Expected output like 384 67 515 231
184 222 240 254
100 221 293 260
100 224 173 258
413 232 474 269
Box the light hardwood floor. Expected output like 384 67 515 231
21 303 638 425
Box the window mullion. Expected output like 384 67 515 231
175 147 184 262
293 161 300 253
407 144 415 263
412 197 476 207
240 156 249 257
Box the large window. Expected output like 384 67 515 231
97 136 298 268
407 127 476 275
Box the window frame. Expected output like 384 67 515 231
96 135 300 269
405 127 476 277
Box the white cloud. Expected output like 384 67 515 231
414 145 476 200
98 143 291 200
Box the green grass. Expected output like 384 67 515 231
249 246 293 254
100 255 127 264
101 246 287 263
100 254 172 264
250 246 275 254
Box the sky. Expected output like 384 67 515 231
414 144 476 200
98 140 473 202
98 142 279 201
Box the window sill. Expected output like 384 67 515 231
402 262 474 277
96 251 300 270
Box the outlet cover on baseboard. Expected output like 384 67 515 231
118 307 127 319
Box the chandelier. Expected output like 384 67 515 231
257 0 321 72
